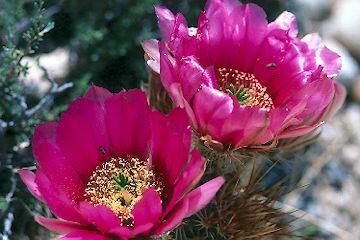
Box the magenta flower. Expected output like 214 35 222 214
143 0 346 151
19 86 224 239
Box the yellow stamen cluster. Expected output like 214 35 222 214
84 157 163 225
217 68 275 111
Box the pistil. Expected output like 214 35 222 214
217 68 274 110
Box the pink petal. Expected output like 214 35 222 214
205 0 240 16
32 122 85 201
196 12 212 67
198 5 231 68
228 4 268 71
178 57 218 102
268 11 298 38
159 42 184 107
58 230 111 240
130 223 154 237
279 81 346 139
272 72 312 106
142 39 160 73
150 108 191 189
83 86 113 106
109 226 132 239
193 85 233 139
199 3 268 70
260 106 302 142
79 202 121 233
182 176 225 218
252 34 314 103
182 94 199 130
154 197 189 235
162 150 205 217
36 216 88 234
142 39 160 62
261 43 309 100
35 170 85 223
220 107 269 147
155 6 175 41
56 98 111 180
321 82 346 120
167 13 191 59
104 89 151 160
18 169 44 202
132 188 162 235
278 125 318 139
302 33 341 77
295 77 335 123
267 100 307 139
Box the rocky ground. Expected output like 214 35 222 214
285 104 360 240
282 0 360 239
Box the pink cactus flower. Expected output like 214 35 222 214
143 0 346 151
19 86 224 239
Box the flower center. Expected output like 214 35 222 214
217 68 274 110
84 157 163 226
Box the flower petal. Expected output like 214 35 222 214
33 122 85 201
18 169 44 202
154 197 189 235
182 176 224 218
162 150 205 217
142 39 161 74
105 90 151 160
155 6 175 41
295 77 335 123
302 33 341 77
35 170 85 223
79 202 121 233
142 39 160 62
321 82 346 120
193 85 233 139
205 0 240 16
228 3 268 71
36 216 88 234
132 188 162 235
57 98 111 180
178 57 218 102
109 226 132 239
83 86 113 106
268 11 298 38
220 107 269 147
58 230 111 240
150 108 191 189
159 42 184 107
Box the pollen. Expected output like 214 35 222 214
83 157 163 226
217 68 274 111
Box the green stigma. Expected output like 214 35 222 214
226 84 250 105
113 173 128 190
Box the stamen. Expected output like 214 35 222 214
217 68 275 110
84 157 163 225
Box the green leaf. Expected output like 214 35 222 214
39 22 55 36
0 197 9 212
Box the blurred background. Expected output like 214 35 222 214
0 0 359 239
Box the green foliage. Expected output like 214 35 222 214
0 1 56 238
0 0 54 124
